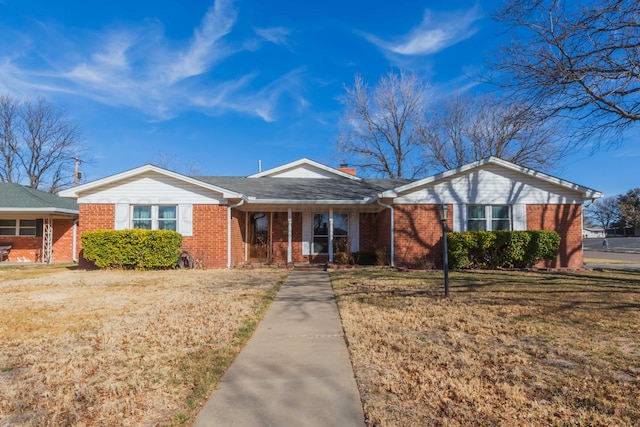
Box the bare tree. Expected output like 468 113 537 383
337 71 429 178
422 93 568 171
0 94 82 192
489 0 640 144
585 196 620 231
0 95 20 183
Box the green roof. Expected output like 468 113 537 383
0 183 78 213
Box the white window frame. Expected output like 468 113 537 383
131 205 177 231
467 205 511 231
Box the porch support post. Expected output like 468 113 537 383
376 200 395 267
329 208 334 263
227 200 244 268
287 209 292 264
42 218 53 264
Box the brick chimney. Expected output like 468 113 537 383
337 163 357 176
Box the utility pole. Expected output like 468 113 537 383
73 157 82 186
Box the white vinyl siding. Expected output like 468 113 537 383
393 165 587 205
76 172 227 205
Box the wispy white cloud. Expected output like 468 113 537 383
163 0 237 84
0 0 305 122
254 27 291 46
360 5 483 56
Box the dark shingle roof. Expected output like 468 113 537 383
192 177 413 201
0 183 78 212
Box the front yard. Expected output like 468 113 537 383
0 265 287 426
331 268 640 426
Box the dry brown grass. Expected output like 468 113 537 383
0 265 287 426
331 268 640 426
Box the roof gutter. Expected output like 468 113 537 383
376 199 395 267
227 199 245 268
0 208 79 215
244 198 375 205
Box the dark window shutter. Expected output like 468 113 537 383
35 219 43 237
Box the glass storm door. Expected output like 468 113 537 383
249 213 270 260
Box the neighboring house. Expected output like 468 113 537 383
0 183 79 263
583 227 606 239
58 157 602 269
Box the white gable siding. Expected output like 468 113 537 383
265 165 337 179
394 166 586 205
76 172 227 205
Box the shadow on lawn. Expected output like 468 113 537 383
334 269 640 313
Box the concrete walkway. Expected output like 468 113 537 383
193 269 366 427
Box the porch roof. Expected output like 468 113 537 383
0 183 79 215
193 176 411 203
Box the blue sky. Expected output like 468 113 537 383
0 0 637 197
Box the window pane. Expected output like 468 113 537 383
468 220 486 231
313 236 328 254
132 206 152 229
468 206 485 219
314 214 328 236
0 219 16 235
133 206 151 219
158 206 176 219
492 220 511 231
133 220 152 229
19 220 36 236
334 213 349 236
492 206 509 219
158 220 176 231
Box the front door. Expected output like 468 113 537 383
249 213 270 260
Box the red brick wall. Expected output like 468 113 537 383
181 204 228 268
271 212 303 264
376 209 392 264
527 204 583 268
0 218 76 263
77 204 115 268
77 203 231 269
359 212 378 252
230 209 246 266
52 219 76 262
0 235 41 262
393 204 451 268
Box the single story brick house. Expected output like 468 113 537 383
0 183 79 263
58 157 602 269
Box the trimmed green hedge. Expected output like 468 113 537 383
448 230 560 269
81 229 183 270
